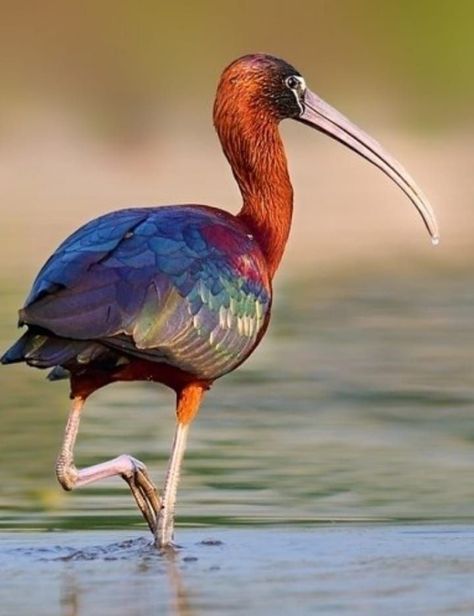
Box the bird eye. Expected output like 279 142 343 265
286 75 302 91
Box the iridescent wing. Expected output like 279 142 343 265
21 206 271 379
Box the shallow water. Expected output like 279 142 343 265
2 526 474 615
1 270 473 612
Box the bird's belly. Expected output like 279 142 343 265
91 331 262 397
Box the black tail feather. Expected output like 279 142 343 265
47 366 71 381
1 332 33 365
1 330 97 369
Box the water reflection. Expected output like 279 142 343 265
3 526 474 615
56 537 195 616
1 271 474 531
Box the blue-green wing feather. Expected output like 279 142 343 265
20 206 271 379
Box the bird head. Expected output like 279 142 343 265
215 53 439 243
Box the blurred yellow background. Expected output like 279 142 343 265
0 0 473 283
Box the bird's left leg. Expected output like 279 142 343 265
55 396 160 533
156 383 205 548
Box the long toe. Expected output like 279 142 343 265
120 456 161 534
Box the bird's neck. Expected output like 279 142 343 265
216 114 293 279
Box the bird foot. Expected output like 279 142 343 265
57 452 161 535
120 455 161 534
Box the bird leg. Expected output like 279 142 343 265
156 384 204 549
55 397 161 534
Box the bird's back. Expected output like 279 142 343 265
2 205 272 383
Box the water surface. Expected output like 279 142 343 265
2 526 474 615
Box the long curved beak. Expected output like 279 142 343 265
297 89 439 244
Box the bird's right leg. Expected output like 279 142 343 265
55 397 160 533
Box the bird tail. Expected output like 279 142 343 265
1 330 92 369
1 331 38 364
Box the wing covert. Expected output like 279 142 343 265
20 206 271 379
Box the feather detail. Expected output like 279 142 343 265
13 205 271 380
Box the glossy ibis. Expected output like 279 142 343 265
1 54 439 548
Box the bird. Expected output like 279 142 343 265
1 54 439 549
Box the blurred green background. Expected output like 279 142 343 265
0 1 473 531
2 0 473 130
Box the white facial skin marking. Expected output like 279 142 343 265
286 76 306 115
